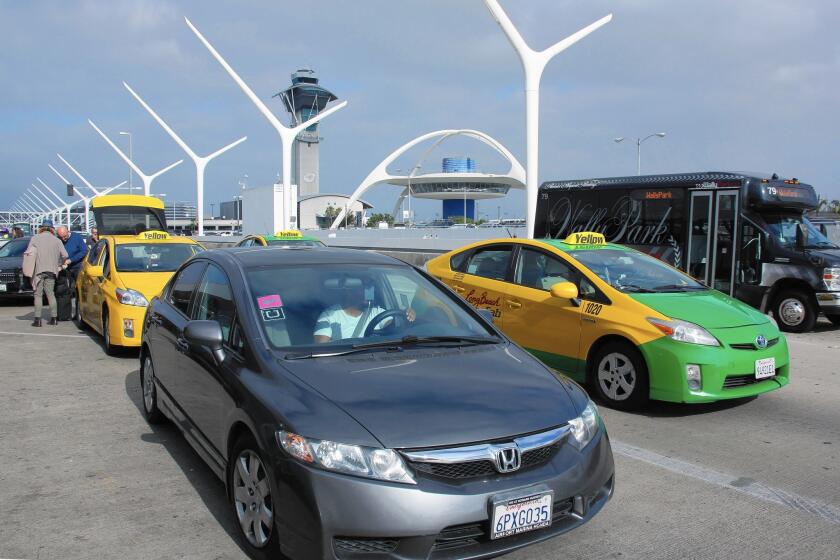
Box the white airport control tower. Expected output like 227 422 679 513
274 69 338 198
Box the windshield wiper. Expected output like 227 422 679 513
652 284 708 292
617 284 656 293
284 335 499 360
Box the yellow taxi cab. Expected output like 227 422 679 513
426 232 788 409
78 195 203 354
235 230 325 248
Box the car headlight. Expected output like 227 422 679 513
116 288 148 307
568 401 601 450
823 267 840 291
277 431 416 485
647 317 719 346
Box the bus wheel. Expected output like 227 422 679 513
773 289 816 333
589 341 649 410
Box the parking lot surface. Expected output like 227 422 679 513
1 302 838 560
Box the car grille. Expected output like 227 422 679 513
334 537 399 554
408 443 560 481
729 338 779 350
723 370 779 388
431 498 574 554
0 272 17 283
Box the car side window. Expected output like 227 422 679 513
579 276 610 304
514 247 577 290
450 250 470 272
465 246 512 281
192 264 235 340
168 261 206 317
88 240 106 265
240 238 252 247
101 245 111 279
229 319 246 354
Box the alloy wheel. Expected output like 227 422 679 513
597 352 636 401
142 356 155 413
778 298 805 327
232 450 274 548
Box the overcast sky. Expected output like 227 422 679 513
1 0 839 220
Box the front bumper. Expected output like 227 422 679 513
640 326 790 403
270 430 614 560
816 292 840 315
105 305 147 347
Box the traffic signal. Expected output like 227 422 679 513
66 184 74 196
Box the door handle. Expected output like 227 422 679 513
453 285 465 293
583 317 596 324
176 337 190 352
506 299 522 309
149 314 162 326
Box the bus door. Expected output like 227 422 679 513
687 189 739 295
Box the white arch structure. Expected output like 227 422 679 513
330 129 525 230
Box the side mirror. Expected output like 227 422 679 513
184 320 226 363
88 265 103 278
795 223 808 248
550 281 579 300
477 308 495 324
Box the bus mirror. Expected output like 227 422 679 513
550 282 579 300
795 223 808 248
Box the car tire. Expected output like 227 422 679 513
103 308 119 356
773 289 816 333
74 287 85 328
228 433 283 559
589 341 649 410
825 314 840 327
139 352 165 424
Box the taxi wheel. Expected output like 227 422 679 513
228 433 283 559
102 308 120 356
74 288 87 330
139 352 165 424
589 341 649 410
772 289 816 333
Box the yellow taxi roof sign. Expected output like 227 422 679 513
91 194 165 210
274 230 303 238
136 230 170 241
564 232 606 245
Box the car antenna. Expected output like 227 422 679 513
506 227 516 238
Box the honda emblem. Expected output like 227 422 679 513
494 445 521 473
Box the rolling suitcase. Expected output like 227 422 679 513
55 271 73 322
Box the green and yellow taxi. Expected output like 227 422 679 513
78 195 203 354
426 232 789 409
235 230 325 248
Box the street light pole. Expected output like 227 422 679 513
119 132 133 193
614 132 666 175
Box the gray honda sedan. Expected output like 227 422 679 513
139 246 614 559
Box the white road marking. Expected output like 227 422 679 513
0 330 89 339
612 440 840 525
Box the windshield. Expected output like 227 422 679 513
567 248 707 293
266 238 324 247
115 243 201 272
763 214 837 249
0 239 29 258
246 263 496 351
93 206 166 235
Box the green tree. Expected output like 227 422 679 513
366 213 394 228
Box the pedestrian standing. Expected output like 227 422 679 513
86 227 99 249
56 226 88 301
12 227 24 239
24 220 69 327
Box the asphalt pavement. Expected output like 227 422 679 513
0 301 838 560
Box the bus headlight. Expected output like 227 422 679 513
823 268 840 291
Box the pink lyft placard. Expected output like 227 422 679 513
257 294 283 309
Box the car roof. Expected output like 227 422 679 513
206 246 404 268
110 235 200 246
537 238 630 253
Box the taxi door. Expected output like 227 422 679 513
89 241 113 332
451 244 514 327
79 240 106 325
502 246 583 377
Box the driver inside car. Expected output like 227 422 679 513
313 277 416 343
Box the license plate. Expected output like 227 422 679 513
755 357 775 379
0 283 6 292
491 491 553 540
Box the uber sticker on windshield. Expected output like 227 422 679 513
261 308 285 322
258 294 283 309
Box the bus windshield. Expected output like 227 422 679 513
567 248 707 293
763 215 838 249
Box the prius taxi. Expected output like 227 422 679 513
426 232 789 409
78 195 203 354
235 230 325 248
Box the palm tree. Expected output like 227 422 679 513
831 200 840 214
817 197 830 212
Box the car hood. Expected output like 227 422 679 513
805 247 840 266
279 343 575 449
630 290 769 329
0 256 23 271
115 272 173 299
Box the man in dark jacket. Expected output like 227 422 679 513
26 220 70 326
56 226 88 310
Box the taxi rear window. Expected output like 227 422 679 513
115 243 200 272
266 238 324 247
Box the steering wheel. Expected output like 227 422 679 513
363 310 409 337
